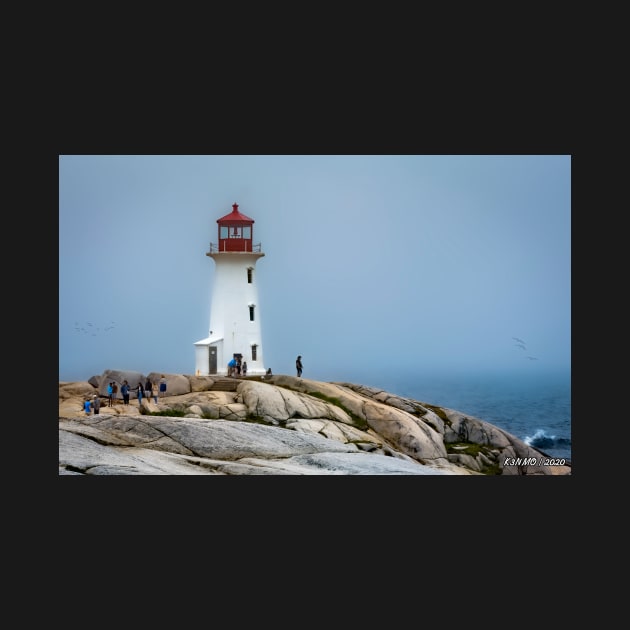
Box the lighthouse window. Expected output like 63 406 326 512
251 344 257 361
249 305 255 321
230 226 242 238
247 268 253 283
243 226 251 239
220 226 228 239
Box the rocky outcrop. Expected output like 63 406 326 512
59 372 571 476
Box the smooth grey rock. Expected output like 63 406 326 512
59 370 571 476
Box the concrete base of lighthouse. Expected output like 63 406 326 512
194 337 266 376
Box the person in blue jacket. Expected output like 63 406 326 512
228 358 237 377
121 380 130 405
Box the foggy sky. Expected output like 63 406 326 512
59 155 571 385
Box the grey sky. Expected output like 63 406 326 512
59 155 571 384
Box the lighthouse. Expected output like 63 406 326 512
194 203 266 376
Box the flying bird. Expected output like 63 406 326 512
515 343 527 350
73 320 117 335
512 337 525 344
527 356 538 361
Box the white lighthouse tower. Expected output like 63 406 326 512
194 203 266 376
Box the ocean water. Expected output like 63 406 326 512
367 369 572 462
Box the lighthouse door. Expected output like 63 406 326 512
209 346 217 375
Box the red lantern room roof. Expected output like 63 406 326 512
217 203 254 224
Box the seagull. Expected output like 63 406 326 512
73 320 117 336
527 356 538 360
512 337 525 344
515 343 527 350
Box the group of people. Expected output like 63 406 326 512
106 381 118 406
84 362 306 415
83 359 304 417
129 375 167 404
227 356 247 377
224 356 302 378
84 395 101 415
133 378 160 404
98 376 169 408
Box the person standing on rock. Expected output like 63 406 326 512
92 394 101 414
136 381 144 404
145 378 153 403
112 381 119 404
242 361 247 377
107 382 114 407
159 375 167 398
121 380 130 405
296 355 303 378
84 398 92 416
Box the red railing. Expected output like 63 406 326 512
208 242 262 253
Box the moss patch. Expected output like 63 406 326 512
445 441 502 475
243 413 268 425
422 403 451 425
305 391 368 430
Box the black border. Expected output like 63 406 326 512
54 92 577 545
